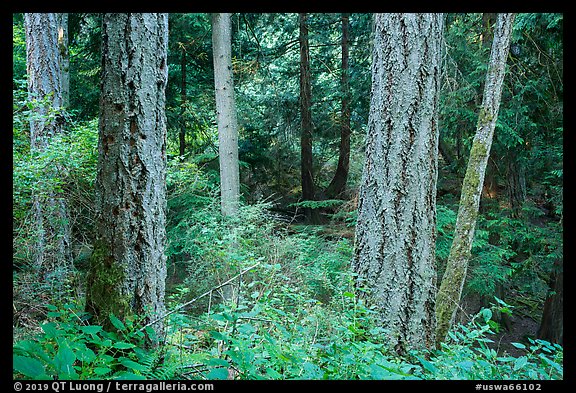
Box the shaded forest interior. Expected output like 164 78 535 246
13 13 562 380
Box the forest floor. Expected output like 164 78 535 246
459 293 541 357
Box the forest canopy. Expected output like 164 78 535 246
13 13 562 381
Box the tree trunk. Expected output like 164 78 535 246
180 47 187 160
481 13 497 49
435 13 515 346
325 13 351 199
537 259 563 345
56 13 69 108
352 13 444 355
299 13 320 224
506 153 526 218
24 13 73 278
212 13 240 217
86 13 169 343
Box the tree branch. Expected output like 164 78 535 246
139 262 261 332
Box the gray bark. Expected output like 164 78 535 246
212 13 240 217
352 13 444 354
435 13 515 346
24 13 72 277
86 13 169 342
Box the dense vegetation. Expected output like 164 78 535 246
13 13 562 380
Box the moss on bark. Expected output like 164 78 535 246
85 239 132 329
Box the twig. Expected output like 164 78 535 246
139 262 261 332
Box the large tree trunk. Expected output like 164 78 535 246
86 13 169 342
325 13 351 199
24 13 72 278
299 13 320 224
352 13 444 355
435 13 515 346
212 13 240 217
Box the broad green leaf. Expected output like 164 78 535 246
13 355 46 378
209 331 227 341
206 367 229 380
74 344 96 363
513 356 528 371
265 367 282 379
94 367 112 376
237 323 256 335
80 325 103 335
511 342 526 350
120 358 148 372
109 314 126 332
206 358 230 367
419 357 438 374
41 322 60 338
54 344 76 377
113 342 136 350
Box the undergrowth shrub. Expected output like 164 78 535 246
13 303 177 380
418 306 563 380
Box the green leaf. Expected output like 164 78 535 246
109 314 126 332
265 367 282 379
207 367 229 380
13 355 47 378
237 323 256 336
206 358 230 367
209 330 227 341
74 344 96 363
120 358 148 372
54 344 77 377
513 356 528 371
94 367 112 376
80 325 103 335
343 291 355 298
511 342 526 350
41 322 60 338
113 342 136 350
480 308 492 321
417 356 438 374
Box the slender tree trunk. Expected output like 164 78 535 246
86 13 169 343
353 13 444 355
435 13 515 346
24 13 72 278
212 13 240 217
299 13 320 224
180 47 187 160
325 13 351 199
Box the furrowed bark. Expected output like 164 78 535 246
353 13 444 355
24 13 73 277
86 13 169 343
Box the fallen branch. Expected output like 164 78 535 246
140 262 261 332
